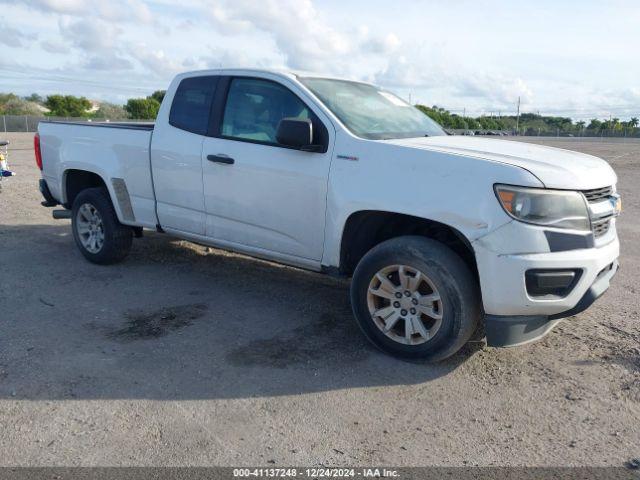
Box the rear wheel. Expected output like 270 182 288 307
71 187 132 264
350 236 480 361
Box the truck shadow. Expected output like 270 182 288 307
0 224 482 400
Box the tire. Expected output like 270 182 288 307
350 236 480 361
71 187 132 264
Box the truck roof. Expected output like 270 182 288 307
176 68 373 86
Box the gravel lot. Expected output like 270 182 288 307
0 132 638 467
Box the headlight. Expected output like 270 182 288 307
494 184 590 231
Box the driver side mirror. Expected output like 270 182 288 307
276 118 322 152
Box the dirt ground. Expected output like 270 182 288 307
0 132 638 467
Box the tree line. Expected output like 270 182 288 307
417 105 640 136
1 91 638 136
0 91 166 120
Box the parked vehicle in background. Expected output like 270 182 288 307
35 69 621 360
0 140 9 173
0 140 15 191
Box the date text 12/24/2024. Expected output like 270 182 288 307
233 468 399 478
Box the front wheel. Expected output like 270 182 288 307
71 187 133 264
350 236 480 361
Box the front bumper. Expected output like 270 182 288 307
473 222 619 347
484 258 618 347
475 228 619 316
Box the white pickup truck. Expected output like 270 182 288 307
36 68 621 360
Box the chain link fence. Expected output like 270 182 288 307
448 128 640 138
2 114 638 138
1 115 154 133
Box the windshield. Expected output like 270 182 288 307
299 77 446 140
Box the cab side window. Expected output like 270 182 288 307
221 78 312 144
169 76 218 135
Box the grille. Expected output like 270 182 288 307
592 217 611 238
582 186 613 203
581 185 615 238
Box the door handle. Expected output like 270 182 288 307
207 154 235 165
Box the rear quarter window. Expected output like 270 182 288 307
169 76 219 135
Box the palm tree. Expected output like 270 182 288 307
629 117 639 128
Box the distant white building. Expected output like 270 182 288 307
87 101 101 113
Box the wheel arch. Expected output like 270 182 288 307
63 169 107 208
62 169 131 224
339 210 478 281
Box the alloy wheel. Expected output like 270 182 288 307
76 203 105 253
366 264 444 345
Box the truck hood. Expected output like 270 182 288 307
384 136 617 190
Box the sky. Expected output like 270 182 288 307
0 0 639 120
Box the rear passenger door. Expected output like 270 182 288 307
151 75 218 235
201 76 334 262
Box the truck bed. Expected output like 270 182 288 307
38 120 158 229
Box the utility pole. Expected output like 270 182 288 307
515 96 521 136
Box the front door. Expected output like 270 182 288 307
201 76 334 261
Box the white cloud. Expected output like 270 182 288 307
128 45 184 76
202 0 400 75
0 0 638 118
56 18 134 71
374 55 535 112
0 22 37 48
197 47 282 70
206 0 349 71
84 54 133 71
10 0 153 23
374 56 441 89
454 74 534 107
40 39 69 54
362 32 401 55
58 18 121 52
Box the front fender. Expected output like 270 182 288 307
321 136 544 268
